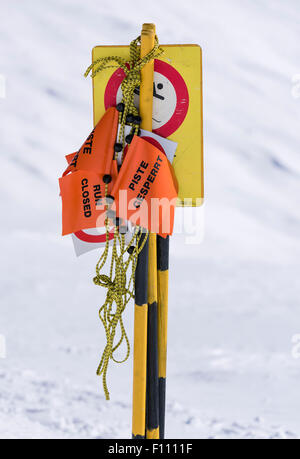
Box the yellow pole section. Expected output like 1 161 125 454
132 23 156 439
140 24 155 131
158 269 168 378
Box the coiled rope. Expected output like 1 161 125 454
84 36 163 400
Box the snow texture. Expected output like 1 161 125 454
0 0 300 439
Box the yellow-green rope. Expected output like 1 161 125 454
93 226 148 400
84 36 163 400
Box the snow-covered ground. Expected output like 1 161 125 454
1 0 300 439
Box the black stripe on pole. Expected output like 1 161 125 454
157 235 169 439
146 301 159 432
158 377 166 439
135 233 149 306
157 235 169 271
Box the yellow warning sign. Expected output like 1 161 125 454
92 44 203 206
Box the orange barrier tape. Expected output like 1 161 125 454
59 159 119 236
63 107 119 177
65 152 118 193
59 170 104 236
59 107 120 236
111 136 178 237
60 112 178 237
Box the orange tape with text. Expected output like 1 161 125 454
59 170 103 236
111 136 178 237
63 107 119 177
59 160 118 236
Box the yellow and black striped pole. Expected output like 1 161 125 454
146 232 160 439
157 235 169 439
140 24 160 441
132 23 158 439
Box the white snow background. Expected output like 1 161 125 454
0 0 300 439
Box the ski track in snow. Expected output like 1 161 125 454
1 0 300 439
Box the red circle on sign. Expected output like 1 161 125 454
104 60 189 138
75 230 115 244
